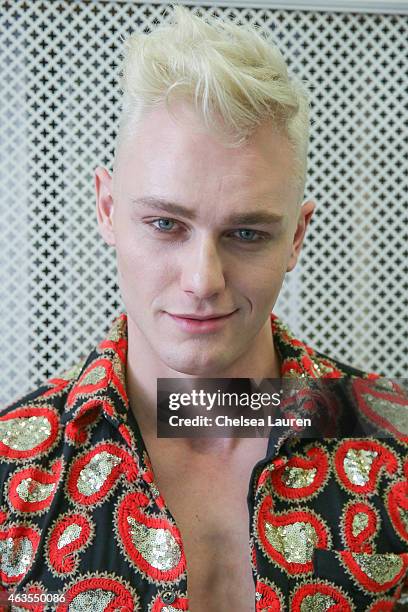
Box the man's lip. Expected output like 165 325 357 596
168 311 237 320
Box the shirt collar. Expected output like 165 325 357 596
59 311 341 442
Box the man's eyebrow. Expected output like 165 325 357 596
130 196 284 225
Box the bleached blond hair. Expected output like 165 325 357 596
114 4 311 201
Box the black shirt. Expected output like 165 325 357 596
0 312 407 611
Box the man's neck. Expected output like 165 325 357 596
125 315 281 450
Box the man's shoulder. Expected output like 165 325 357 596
0 313 128 468
0 313 128 422
276 314 406 437
0 356 87 419
310 345 378 379
300 344 408 441
0 356 92 469
272 314 380 379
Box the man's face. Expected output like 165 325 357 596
95 101 314 376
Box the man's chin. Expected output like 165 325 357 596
161 354 231 377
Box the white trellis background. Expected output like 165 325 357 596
1 1 407 407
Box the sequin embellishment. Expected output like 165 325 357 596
79 366 107 388
17 479 54 502
66 360 111 408
344 449 378 485
254 578 283 611
269 446 329 500
116 491 186 582
69 588 115 610
300 593 337 610
291 582 353 612
0 525 40 583
8 459 63 514
0 407 60 460
282 466 317 488
0 536 33 578
353 553 403 583
128 518 181 571
340 551 408 592
58 524 82 549
47 512 94 575
67 442 138 506
387 478 408 542
362 395 408 435
0 417 51 451
352 377 408 439
352 512 369 537
256 496 330 574
265 521 317 564
334 440 398 494
77 452 122 495
58 574 138 611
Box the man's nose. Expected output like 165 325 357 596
180 235 226 299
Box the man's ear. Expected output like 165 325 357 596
95 166 115 246
286 199 316 272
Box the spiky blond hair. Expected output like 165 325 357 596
115 4 310 201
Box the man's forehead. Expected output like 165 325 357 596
117 101 293 164
114 104 301 210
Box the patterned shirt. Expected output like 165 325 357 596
0 312 407 611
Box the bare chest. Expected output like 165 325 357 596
145 439 268 612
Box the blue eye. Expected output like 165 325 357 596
149 220 267 244
235 229 259 241
153 218 176 231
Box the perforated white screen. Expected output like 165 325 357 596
1 1 407 406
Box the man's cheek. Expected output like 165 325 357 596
117 247 145 276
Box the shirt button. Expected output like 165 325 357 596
161 590 176 604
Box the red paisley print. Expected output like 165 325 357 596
340 551 408 593
291 582 352 611
141 452 166 511
67 356 128 409
387 480 408 543
255 579 282 611
352 377 408 441
387 459 408 543
117 422 135 450
99 328 128 366
270 446 329 500
67 442 138 506
343 501 378 552
334 439 398 494
47 512 93 575
257 495 330 574
1 310 406 611
56 575 138 611
0 406 60 460
8 459 63 514
43 376 72 398
66 359 111 407
116 491 186 582
65 398 103 445
0 524 41 584
256 457 287 491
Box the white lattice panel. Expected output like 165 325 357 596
1 1 407 406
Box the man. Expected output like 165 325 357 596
0 5 407 611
